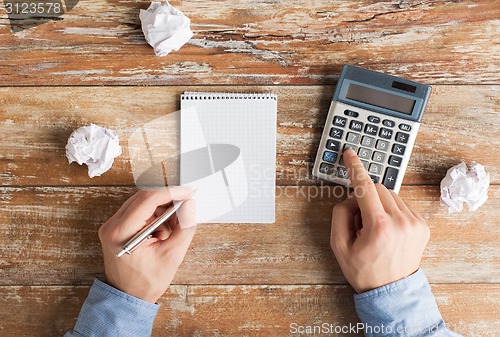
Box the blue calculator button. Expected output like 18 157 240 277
399 123 412 132
396 132 409 144
383 119 395 127
333 116 347 127
329 127 344 139
349 120 363 132
322 151 338 163
326 139 341 151
364 124 378 136
379 128 393 139
368 115 381 123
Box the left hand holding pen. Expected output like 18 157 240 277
98 187 197 303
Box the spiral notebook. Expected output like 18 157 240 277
180 92 277 223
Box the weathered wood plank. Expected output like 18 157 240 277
0 85 498 186
1 186 498 285
0 284 498 337
0 0 498 85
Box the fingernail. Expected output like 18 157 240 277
343 148 356 157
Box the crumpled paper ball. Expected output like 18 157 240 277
65 124 122 178
139 1 194 57
440 161 490 213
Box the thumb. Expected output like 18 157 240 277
158 199 197 258
330 195 359 253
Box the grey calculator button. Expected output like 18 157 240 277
361 160 369 171
383 167 399 190
392 143 406 155
337 166 349 179
330 127 344 139
344 110 359 117
368 115 380 123
379 128 393 139
396 132 409 144
346 132 361 144
372 151 386 163
382 119 395 127
364 124 378 136
375 139 389 151
358 147 372 160
326 139 341 151
399 123 412 132
389 155 402 167
370 175 380 183
349 120 363 132
320 163 335 175
343 143 358 152
361 136 375 148
368 163 383 175
333 116 347 127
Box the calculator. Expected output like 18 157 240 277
312 65 431 193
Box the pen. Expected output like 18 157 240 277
116 190 197 257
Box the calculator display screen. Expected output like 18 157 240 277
346 83 415 115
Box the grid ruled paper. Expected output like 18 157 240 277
180 92 277 223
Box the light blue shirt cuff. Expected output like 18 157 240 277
354 269 461 337
67 279 159 337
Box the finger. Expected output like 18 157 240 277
152 223 172 240
330 196 359 252
343 148 385 217
390 190 426 223
375 184 400 215
118 186 193 237
158 199 197 255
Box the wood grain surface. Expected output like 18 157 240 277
0 85 498 187
0 0 499 85
1 185 499 285
0 284 498 337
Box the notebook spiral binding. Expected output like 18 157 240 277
181 92 277 100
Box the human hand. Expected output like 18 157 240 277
98 187 196 303
330 148 430 293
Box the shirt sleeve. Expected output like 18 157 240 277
64 279 159 337
353 269 462 337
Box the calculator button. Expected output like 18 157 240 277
333 116 347 127
361 160 369 171
344 109 359 117
395 132 409 144
361 136 375 148
358 147 372 160
364 124 379 136
383 167 399 190
368 163 383 175
322 151 338 163
370 175 380 183
349 120 364 132
346 132 361 144
382 119 395 127
319 163 335 175
326 139 341 151
379 128 393 139
368 115 380 123
399 123 412 132
372 151 386 163
392 144 406 155
375 139 389 151
343 143 358 152
389 155 402 167
330 127 344 139
339 155 344 166
336 166 349 179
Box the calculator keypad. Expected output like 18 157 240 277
314 103 419 192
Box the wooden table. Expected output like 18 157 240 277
0 1 499 336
